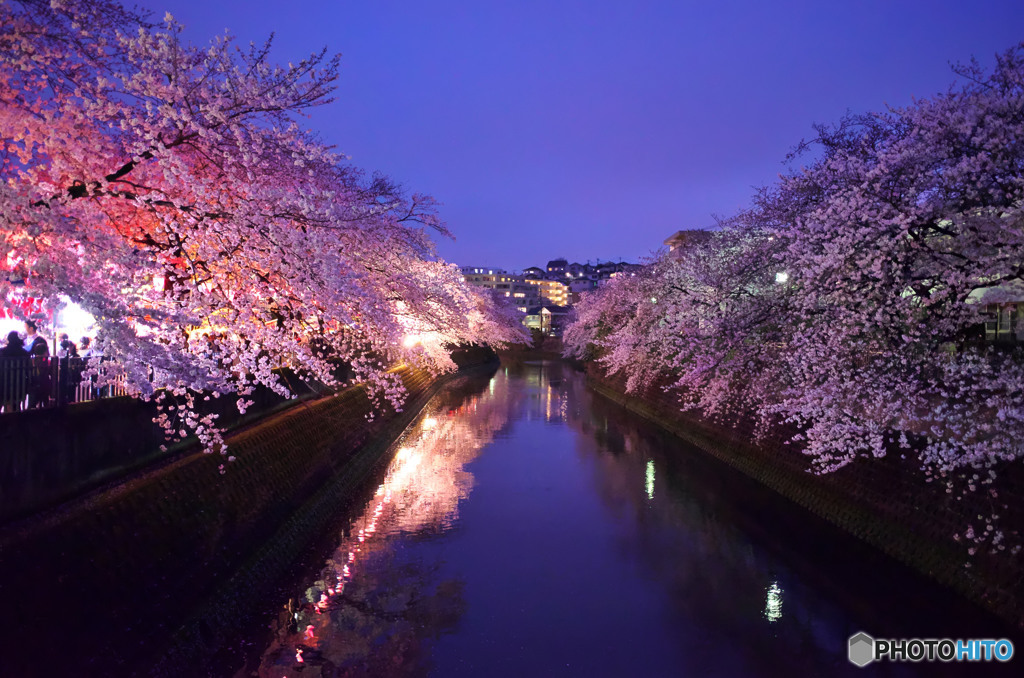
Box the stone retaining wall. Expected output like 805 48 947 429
0 348 497 676
0 366 335 522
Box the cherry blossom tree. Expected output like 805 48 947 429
565 228 789 432
567 44 1024 491
751 45 1024 475
1 0 525 453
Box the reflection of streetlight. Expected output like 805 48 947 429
645 460 655 499
765 582 783 622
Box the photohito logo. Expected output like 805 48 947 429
848 632 1014 666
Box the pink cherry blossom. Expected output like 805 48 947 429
1 0 526 453
567 44 1024 482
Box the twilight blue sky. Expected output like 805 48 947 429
137 0 1024 271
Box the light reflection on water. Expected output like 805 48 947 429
242 361 1015 678
253 373 513 676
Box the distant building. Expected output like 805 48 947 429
506 280 543 312
545 258 568 275
460 266 540 312
524 304 572 336
968 280 1024 344
526 278 569 306
664 229 713 254
568 278 599 305
459 266 512 291
522 266 544 279
461 256 637 320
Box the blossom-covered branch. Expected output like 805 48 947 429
566 44 1024 480
1 0 526 453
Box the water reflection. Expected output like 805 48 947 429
645 459 655 500
765 582 784 623
254 374 511 677
239 361 1016 678
559 365 1013 677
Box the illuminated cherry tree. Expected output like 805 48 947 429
565 228 790 434
1 0 525 452
567 45 1024 494
753 45 1024 476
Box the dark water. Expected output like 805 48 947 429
227 360 1017 677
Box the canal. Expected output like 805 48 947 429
168 359 1014 677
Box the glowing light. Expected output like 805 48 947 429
775 271 789 284
645 460 655 499
422 417 438 430
54 296 97 341
402 334 422 348
765 582 783 622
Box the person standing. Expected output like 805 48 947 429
1 331 28 412
78 336 99 400
24 321 48 357
79 336 96 358
0 331 25 357
24 320 51 408
57 332 79 404
57 333 78 358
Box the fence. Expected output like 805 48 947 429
0 356 130 413
1 345 497 416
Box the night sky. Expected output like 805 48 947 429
135 0 1024 271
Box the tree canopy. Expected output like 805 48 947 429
566 44 1024 478
1 0 525 451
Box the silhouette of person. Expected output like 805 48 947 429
1 331 28 412
25 321 51 408
57 333 80 403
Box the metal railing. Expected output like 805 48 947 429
0 356 130 413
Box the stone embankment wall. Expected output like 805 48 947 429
586 366 1024 630
0 364 343 522
0 348 497 676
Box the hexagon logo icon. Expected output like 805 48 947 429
848 632 875 667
